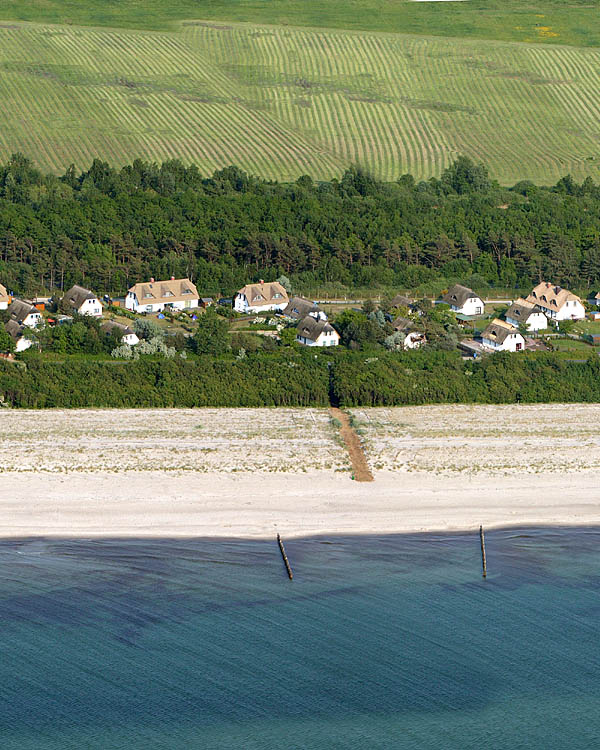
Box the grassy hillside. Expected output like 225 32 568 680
0 21 599 183
1 0 599 47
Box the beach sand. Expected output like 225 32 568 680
1 405 599 538
1 470 599 538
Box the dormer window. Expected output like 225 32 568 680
273 293 282 299
182 289 192 295
253 294 265 302
143 292 153 298
164 291 174 297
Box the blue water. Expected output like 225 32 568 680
1 529 600 748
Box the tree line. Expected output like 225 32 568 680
1 154 600 299
3 349 600 408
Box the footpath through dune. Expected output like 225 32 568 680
329 407 374 482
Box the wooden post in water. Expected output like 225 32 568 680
277 533 293 580
479 525 487 579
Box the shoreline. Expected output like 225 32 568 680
2 470 599 539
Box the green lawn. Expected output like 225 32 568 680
1 0 598 47
1 19 600 183
548 338 594 352
571 319 600 336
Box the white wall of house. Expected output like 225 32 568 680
77 298 103 317
482 332 525 352
551 299 585 321
296 329 340 347
234 294 287 314
122 332 140 346
403 332 426 350
126 293 199 313
506 311 547 331
451 296 484 316
14 336 32 352
0 300 7 311
22 312 42 328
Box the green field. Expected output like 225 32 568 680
1 20 599 183
1 0 598 48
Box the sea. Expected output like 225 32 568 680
1 529 600 749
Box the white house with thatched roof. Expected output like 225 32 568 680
8 299 42 328
526 282 584 322
283 296 326 321
481 319 525 352
126 278 199 313
101 320 139 346
234 281 288 314
441 284 484 316
505 298 547 332
63 285 103 317
296 315 339 347
392 317 427 350
4 320 32 352
0 283 9 310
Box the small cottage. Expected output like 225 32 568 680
481 319 525 352
126 278 199 313
505 298 547 332
4 320 32 352
442 284 484 316
296 315 340 347
389 294 417 312
283 296 326 321
526 282 584 321
234 281 289 314
0 283 10 310
101 320 140 346
8 299 42 328
392 317 427 350
63 285 103 317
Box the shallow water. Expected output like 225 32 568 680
1 529 599 749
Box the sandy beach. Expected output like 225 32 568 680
1 404 599 538
1 470 599 538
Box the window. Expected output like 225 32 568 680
182 289 192 295
146 305 153 312
273 293 282 299
143 293 153 299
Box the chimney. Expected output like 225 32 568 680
150 277 155 283
259 279 264 284
171 276 175 280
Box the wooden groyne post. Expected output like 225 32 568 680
479 525 487 579
277 533 293 580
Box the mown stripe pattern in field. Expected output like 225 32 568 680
0 20 599 183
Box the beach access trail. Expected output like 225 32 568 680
1 403 600 538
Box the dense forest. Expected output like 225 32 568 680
3 349 600 409
1 155 600 298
